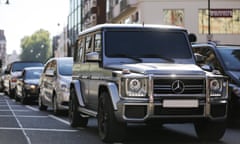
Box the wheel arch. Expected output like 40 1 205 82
70 80 85 107
98 82 120 110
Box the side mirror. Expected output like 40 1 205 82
189 33 197 43
201 64 212 72
45 69 55 77
86 52 100 62
4 70 9 74
194 53 205 63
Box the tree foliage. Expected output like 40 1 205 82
20 29 51 63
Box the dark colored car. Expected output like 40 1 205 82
15 67 43 104
192 42 240 120
3 61 43 98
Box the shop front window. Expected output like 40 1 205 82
199 9 240 34
163 9 184 27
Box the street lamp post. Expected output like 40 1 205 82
208 0 210 35
207 0 212 41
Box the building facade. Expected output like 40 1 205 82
107 0 240 44
0 30 7 69
67 0 240 56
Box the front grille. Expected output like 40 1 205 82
153 78 205 94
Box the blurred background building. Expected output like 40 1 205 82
0 30 7 69
55 0 240 57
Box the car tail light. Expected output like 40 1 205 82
11 77 17 82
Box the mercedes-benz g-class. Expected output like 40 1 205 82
69 24 228 142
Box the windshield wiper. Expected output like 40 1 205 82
142 54 175 63
110 54 142 62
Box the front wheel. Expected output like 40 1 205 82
98 91 126 143
53 94 61 115
194 120 226 141
21 90 28 105
38 95 47 111
69 88 88 128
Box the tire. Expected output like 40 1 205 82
53 94 61 115
21 90 28 105
69 88 88 128
194 120 226 141
38 95 48 111
98 91 126 142
14 90 20 102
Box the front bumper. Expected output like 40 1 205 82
56 91 69 110
115 98 228 123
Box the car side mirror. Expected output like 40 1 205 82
201 64 212 72
194 53 205 63
86 52 100 62
45 69 55 77
189 33 197 43
4 70 9 74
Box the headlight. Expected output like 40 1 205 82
209 79 223 97
60 83 69 92
25 84 36 90
123 78 147 97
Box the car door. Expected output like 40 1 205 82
41 60 56 105
16 70 25 98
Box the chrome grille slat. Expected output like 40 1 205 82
153 78 205 95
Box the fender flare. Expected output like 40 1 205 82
100 82 120 110
70 80 85 107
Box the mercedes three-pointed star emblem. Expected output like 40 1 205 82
171 80 185 94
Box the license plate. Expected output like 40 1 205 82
163 99 199 108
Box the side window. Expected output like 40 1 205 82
195 47 222 71
75 38 84 63
85 35 92 53
52 60 57 75
44 62 51 73
94 33 102 52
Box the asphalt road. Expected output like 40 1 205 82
1 93 240 144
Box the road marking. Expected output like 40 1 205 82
48 115 70 125
25 105 39 111
6 100 32 144
0 115 49 118
0 109 30 112
0 127 78 132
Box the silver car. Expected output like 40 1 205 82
38 57 73 115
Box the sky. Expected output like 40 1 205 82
0 0 69 54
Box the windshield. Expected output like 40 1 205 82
218 47 240 71
25 69 43 79
105 30 192 62
58 60 73 76
12 62 43 72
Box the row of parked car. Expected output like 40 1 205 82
0 57 73 115
0 24 240 143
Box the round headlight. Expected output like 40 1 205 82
129 79 141 91
210 79 220 90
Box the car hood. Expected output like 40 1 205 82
106 63 205 75
12 71 22 77
227 71 240 85
24 79 40 85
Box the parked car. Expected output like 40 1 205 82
69 24 228 142
3 61 43 98
38 57 73 115
192 42 240 120
0 69 5 92
15 67 43 104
